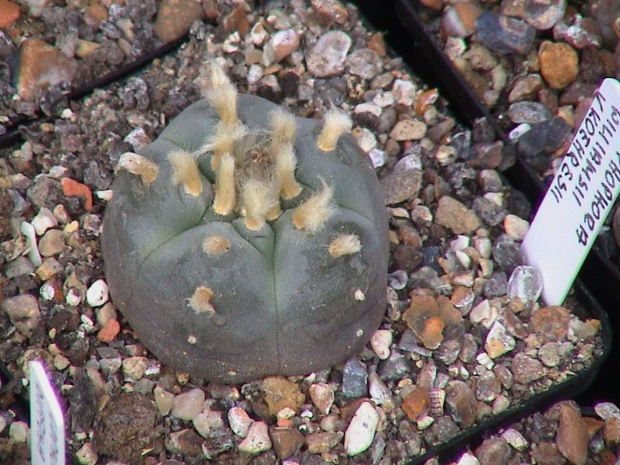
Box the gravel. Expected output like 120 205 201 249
0 0 615 464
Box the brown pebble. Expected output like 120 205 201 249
402 387 430 421
1 294 41 338
154 0 205 43
445 380 478 428
98 318 121 343
38 229 65 257
367 32 386 57
306 431 342 454
415 89 439 116
538 41 579 89
380 169 422 206
530 306 570 343
17 39 77 101
435 196 481 234
403 295 444 350
83 1 108 28
0 0 20 28
556 404 588 465
269 427 304 460
261 376 305 416
603 415 620 446
62 178 93 211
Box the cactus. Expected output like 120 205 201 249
101 63 389 383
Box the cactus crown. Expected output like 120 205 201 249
103 61 389 383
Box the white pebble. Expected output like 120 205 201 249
344 402 379 456
370 329 392 360
456 452 481 465
171 388 205 421
8 421 29 443
21 221 42 267
65 288 82 306
32 208 58 236
247 64 263 85
86 279 109 307
238 421 272 454
368 148 386 168
75 442 98 465
228 406 254 438
501 428 528 451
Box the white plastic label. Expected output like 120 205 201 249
29 361 65 465
521 78 620 305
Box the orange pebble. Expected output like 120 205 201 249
0 0 20 28
415 89 439 116
62 178 93 211
277 418 295 428
97 318 120 343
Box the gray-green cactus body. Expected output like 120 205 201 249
102 93 389 383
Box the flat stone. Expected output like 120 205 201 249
306 30 351 77
507 265 542 304
556 404 588 465
436 196 481 234
475 11 536 55
530 306 570 343
263 29 299 65
0 0 20 28
344 402 379 456
402 387 431 421
403 295 444 350
370 329 392 360
380 169 422 206
475 437 510 465
508 73 544 102
154 0 204 43
507 101 552 124
538 41 579 89
165 428 203 457
17 39 77 101
1 294 41 338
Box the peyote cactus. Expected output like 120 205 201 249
101 63 389 383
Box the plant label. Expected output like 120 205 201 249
521 78 620 305
29 361 65 465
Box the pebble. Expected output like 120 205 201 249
342 358 368 399
193 407 222 438
122 356 148 382
345 48 383 80
594 402 620 421
165 428 203 457
5 256 35 279
506 265 542 304
171 388 206 421
445 380 477 428
503 214 529 241
370 329 392 360
402 387 430 421
309 383 334 415
306 431 342 454
501 427 528 451
508 74 544 103
380 169 422 205
38 228 64 257
556 404 588 465
377 351 412 380
403 295 444 350
228 406 253 437
538 41 579 89
61 178 93 211
86 279 109 307
474 371 501 403
75 442 98 465
32 207 58 236
441 3 482 38
238 421 272 454
0 0 20 28
270 427 305 460
344 402 379 456
263 29 300 65
1 294 41 338
154 0 204 43
8 421 29 443
475 437 510 465
512 353 544 384
390 119 427 141
538 341 561 367
436 196 481 235
474 11 536 55
485 321 516 359
368 371 394 410
261 376 305 415
507 101 552 124
306 30 352 77
16 39 77 101
530 305 570 342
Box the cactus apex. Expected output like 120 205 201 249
168 149 203 196
317 108 352 152
203 234 231 256
188 286 216 316
292 182 333 233
241 179 279 231
213 152 236 215
329 233 362 258
115 152 160 185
